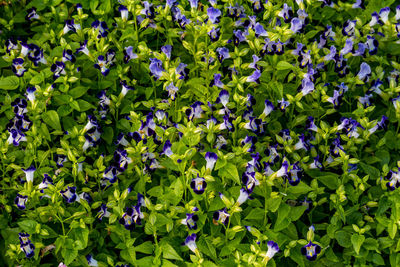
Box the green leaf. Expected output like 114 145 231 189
244 208 265 220
69 86 89 98
70 228 89 250
17 220 38 233
351 234 365 255
290 206 307 221
29 74 44 85
316 174 339 190
42 110 62 131
161 242 183 261
121 247 136 264
388 221 397 239
276 61 293 70
0 76 19 90
274 204 291 231
218 163 240 184
102 127 114 145
286 182 312 195
77 99 95 111
359 162 380 179
372 253 385 265
61 239 78 265
335 231 352 248
135 241 154 254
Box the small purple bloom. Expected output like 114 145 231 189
301 241 321 261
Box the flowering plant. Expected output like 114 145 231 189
1 0 400 266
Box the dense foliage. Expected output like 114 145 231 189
1 0 400 266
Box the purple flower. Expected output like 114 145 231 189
63 19 81 34
119 206 142 230
366 35 379 55
184 233 198 254
278 3 293 23
236 188 251 205
149 58 164 79
91 20 108 38
50 61 66 80
62 49 76 63
5 38 18 54
76 40 90 55
60 186 77 203
21 242 35 258
265 241 279 260
210 73 225 88
233 30 247 46
379 7 390 24
119 5 129 20
161 45 172 59
342 20 356 36
290 18 303 33
352 0 365 9
26 7 39 21
254 23 268 37
162 140 173 158
205 152 218 171
19 232 30 245
189 0 198 9
251 0 264 13
15 194 28 210
186 101 204 120
86 255 98 267
300 78 315 96
213 208 230 225
190 176 207 194
340 38 353 55
216 47 230 62
357 62 371 82
327 90 343 108
277 98 290 111
22 166 36 183
208 27 220 42
301 241 321 261
262 99 274 117
207 7 221 24
181 213 199 230
246 69 261 83
123 46 138 63
166 82 179 100
12 58 27 77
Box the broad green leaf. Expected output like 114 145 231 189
42 110 62 131
276 61 293 70
162 242 183 261
351 234 365 255
218 163 240 184
0 76 19 90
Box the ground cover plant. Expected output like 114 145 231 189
1 0 400 266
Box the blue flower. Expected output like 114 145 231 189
19 232 30 245
166 82 179 100
327 90 343 109
76 40 90 56
141 1 155 19
50 61 66 80
162 140 173 158
251 0 264 13
12 58 27 77
216 47 230 63
38 174 53 192
236 188 251 205
86 255 98 266
184 233 198 254
186 101 204 120
254 23 267 37
114 149 132 171
94 55 110 76
301 241 321 261
290 18 303 33
294 134 309 151
352 0 365 9
26 7 40 21
21 241 35 258
246 69 261 83
15 194 28 210
190 176 207 194
310 156 323 170
340 38 353 55
357 62 371 82
369 12 382 27
210 73 225 88
102 165 119 184
205 152 218 171
22 166 36 184
5 38 18 54
233 30 247 46
161 45 172 59
91 20 109 38
62 49 76 63
189 0 198 9
176 63 189 80
299 78 315 96
63 19 81 34
120 80 134 97
276 160 289 178
277 98 290 111
149 58 164 79
342 20 356 36
207 7 221 24
208 27 220 42
298 50 311 68
278 3 293 23
265 241 279 261
181 213 199 230
366 35 379 55
379 7 390 24
123 46 138 63
119 205 143 230
60 186 77 203
386 171 400 191
213 208 230 225
119 5 129 21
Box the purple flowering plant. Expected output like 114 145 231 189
0 0 400 266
